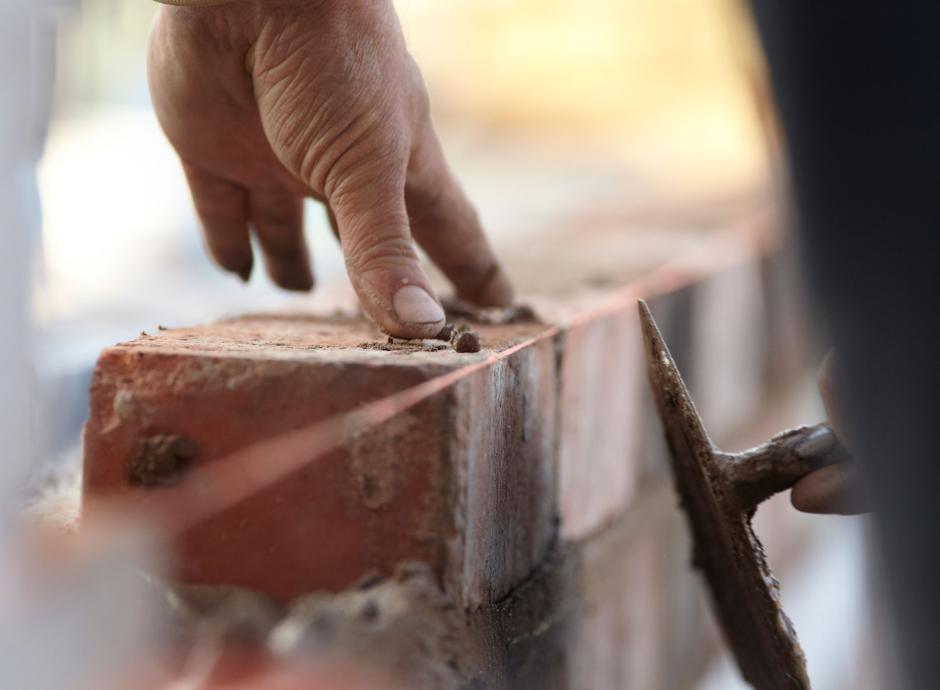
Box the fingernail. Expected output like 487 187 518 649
393 285 445 324
794 425 837 460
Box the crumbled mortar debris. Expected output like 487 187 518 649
126 434 198 487
449 324 481 354
161 581 286 644
21 449 82 531
159 562 463 690
357 324 481 355
357 339 450 353
270 562 462 689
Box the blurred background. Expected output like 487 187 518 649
38 0 772 458
28 1 876 688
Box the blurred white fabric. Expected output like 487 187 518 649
0 3 157 689
0 0 44 523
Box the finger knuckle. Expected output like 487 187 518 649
344 231 416 276
322 127 409 197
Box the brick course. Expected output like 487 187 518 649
82 209 816 689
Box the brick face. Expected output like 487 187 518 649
85 347 456 600
569 514 666 689
556 303 644 540
84 344 443 497
168 395 455 602
449 335 558 605
564 483 720 690
691 257 769 441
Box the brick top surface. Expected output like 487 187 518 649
120 313 548 367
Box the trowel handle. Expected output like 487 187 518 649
722 423 852 509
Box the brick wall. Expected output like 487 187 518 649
82 205 828 689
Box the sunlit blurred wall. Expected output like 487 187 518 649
399 0 771 192
55 0 771 189
39 0 772 318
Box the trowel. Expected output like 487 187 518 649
637 299 851 690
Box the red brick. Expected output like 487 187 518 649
556 301 645 540
82 315 553 605
564 487 682 690
554 218 785 539
447 334 558 605
690 252 770 443
657 497 722 689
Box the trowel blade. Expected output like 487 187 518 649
637 299 810 690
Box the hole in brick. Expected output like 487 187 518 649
126 434 198 487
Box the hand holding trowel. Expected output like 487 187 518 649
638 299 860 690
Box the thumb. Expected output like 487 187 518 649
791 464 869 515
329 172 445 339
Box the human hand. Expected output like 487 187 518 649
148 0 513 338
791 351 868 514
